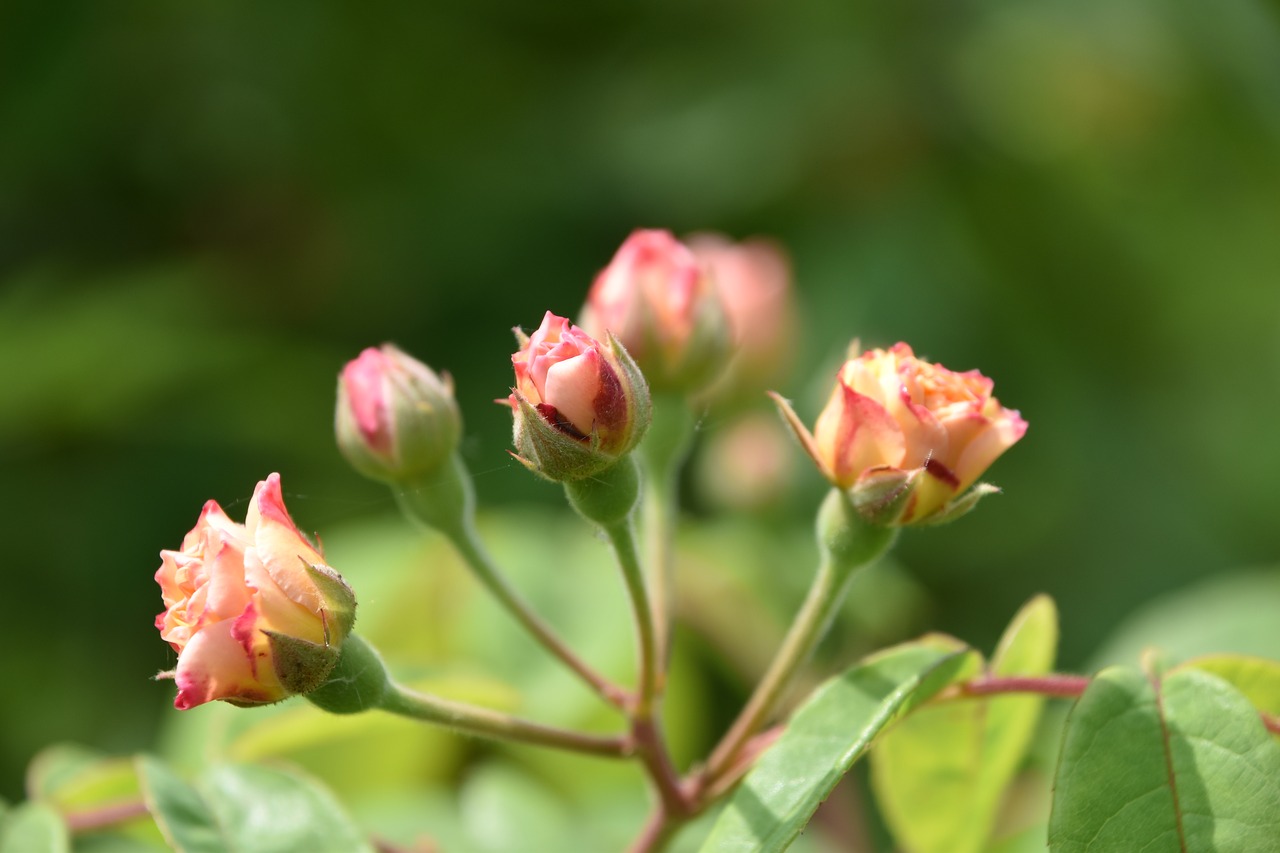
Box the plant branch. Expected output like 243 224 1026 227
699 554 848 789
604 519 661 719
945 674 1280 737
632 716 691 820
397 455 629 710
955 673 1092 699
64 799 151 833
379 680 629 758
639 396 697 674
442 514 631 709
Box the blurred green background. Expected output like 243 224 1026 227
3 0 1280 835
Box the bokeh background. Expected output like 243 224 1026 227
4 0 1280 843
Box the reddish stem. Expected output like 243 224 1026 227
631 715 693 820
955 674 1280 738
64 800 151 833
959 674 1092 699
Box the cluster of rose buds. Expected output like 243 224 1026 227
154 227 1025 710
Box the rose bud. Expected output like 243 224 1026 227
773 343 1027 525
686 232 797 398
155 473 356 709
507 311 650 481
336 344 461 484
579 229 732 394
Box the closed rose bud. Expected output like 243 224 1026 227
508 311 650 481
686 232 797 397
336 345 461 484
773 343 1027 525
155 474 356 709
580 229 732 393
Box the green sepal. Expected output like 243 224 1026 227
920 482 1001 526
512 392 616 481
305 634 390 715
605 330 652 448
263 631 341 696
302 560 357 643
850 468 919 525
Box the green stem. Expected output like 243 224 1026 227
639 396 698 672
605 518 661 718
379 680 630 758
396 455 629 709
446 515 630 708
700 489 895 790
700 553 848 784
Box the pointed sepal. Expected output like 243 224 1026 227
919 482 1002 526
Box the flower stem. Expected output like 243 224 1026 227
445 515 630 708
378 680 630 758
699 553 847 786
700 490 895 790
398 455 629 709
639 395 697 673
604 518 661 719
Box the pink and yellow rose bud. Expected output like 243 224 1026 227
686 232 797 397
336 344 461 484
154 473 356 710
508 311 650 481
579 229 732 394
774 343 1027 525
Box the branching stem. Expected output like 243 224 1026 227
380 680 629 757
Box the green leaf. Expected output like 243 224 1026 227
26 744 142 813
458 763 571 853
1176 654 1280 717
0 801 69 853
698 640 974 852
137 756 372 853
871 595 1058 853
1049 666 1280 852
136 757 221 853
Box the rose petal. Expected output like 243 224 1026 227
342 348 392 451
813 381 906 489
171 618 270 709
544 349 603 437
245 474 324 614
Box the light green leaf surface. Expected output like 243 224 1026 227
699 640 973 853
1177 654 1280 717
871 595 1057 853
0 801 69 853
137 756 372 853
26 743 142 813
459 763 571 853
1049 666 1280 852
